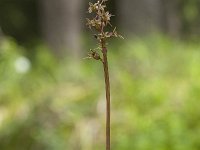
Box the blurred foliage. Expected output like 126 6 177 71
0 35 200 150
181 0 200 35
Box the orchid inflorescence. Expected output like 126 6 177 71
86 0 123 61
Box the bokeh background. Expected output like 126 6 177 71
0 0 200 150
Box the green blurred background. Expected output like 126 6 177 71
0 0 200 150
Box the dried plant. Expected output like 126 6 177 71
85 1 123 150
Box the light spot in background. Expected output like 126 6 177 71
14 56 31 74
97 95 106 116
75 119 101 150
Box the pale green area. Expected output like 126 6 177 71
0 35 200 150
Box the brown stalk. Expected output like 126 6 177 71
102 45 110 150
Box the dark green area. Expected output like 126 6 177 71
0 0 39 44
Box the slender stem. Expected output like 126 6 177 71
102 46 110 150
